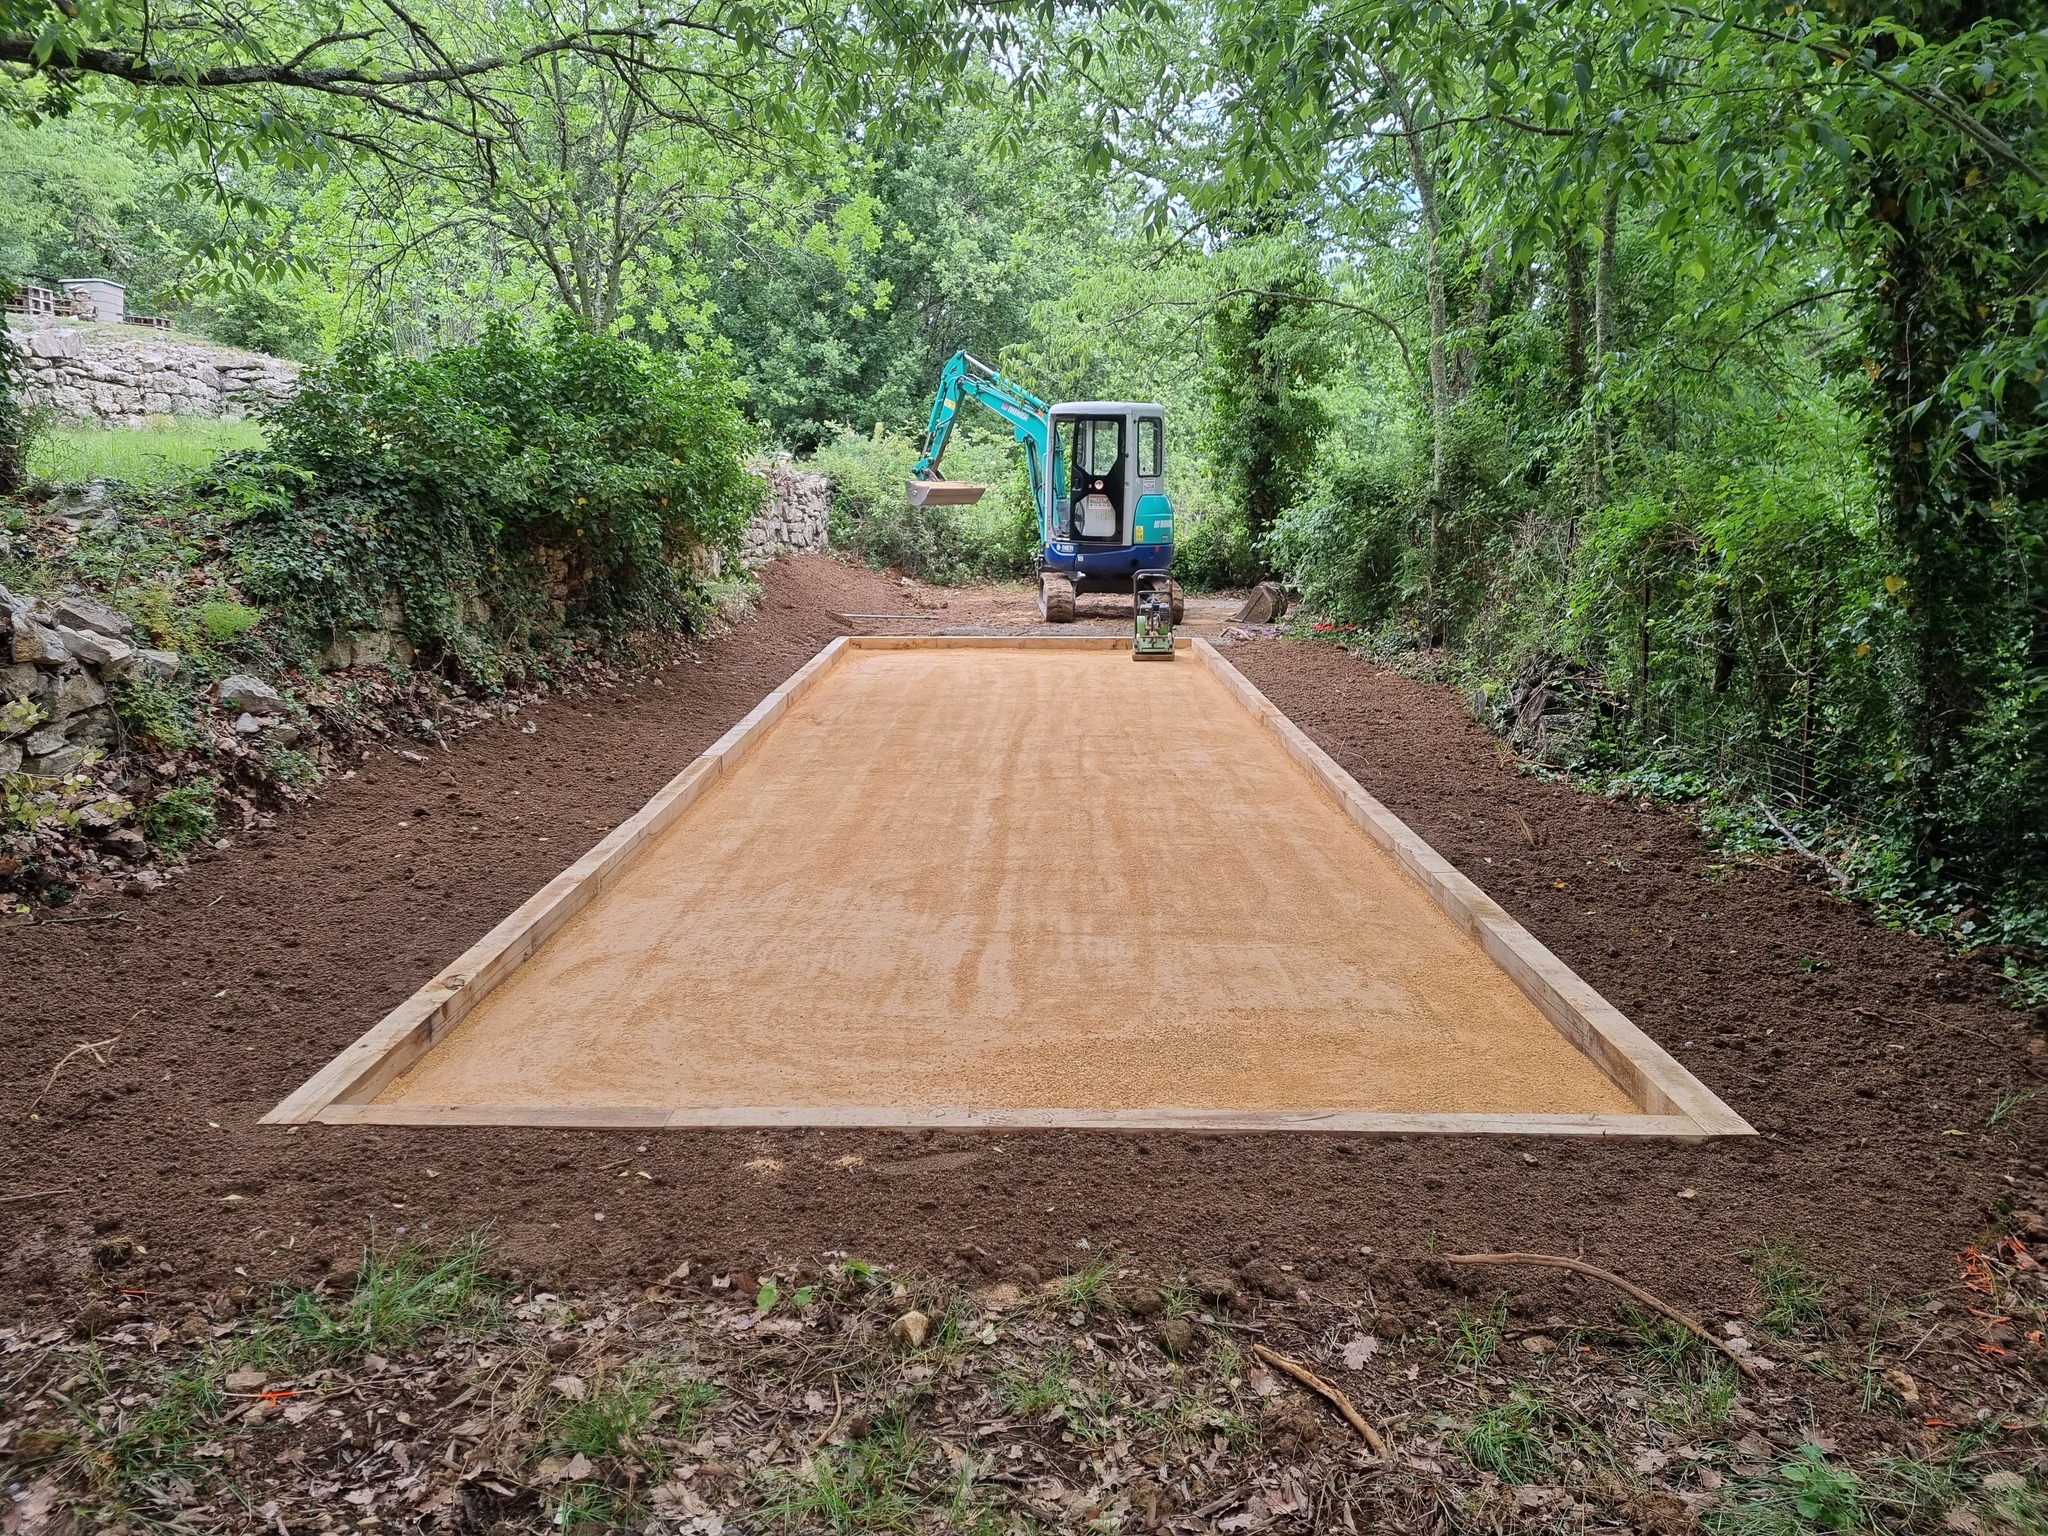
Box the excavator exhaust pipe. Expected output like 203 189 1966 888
906 479 986 507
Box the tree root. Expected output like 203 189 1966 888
1443 1251 1760 1381
1251 1342 1391 1460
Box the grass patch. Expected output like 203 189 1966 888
761 1412 927 1533
138 778 217 853
277 1230 504 1357
36 1352 230 1520
1460 1390 1555 1483
1446 1294 1507 1369
1046 1255 1118 1313
1746 1243 1831 1337
29 418 266 487
993 1345 1073 1416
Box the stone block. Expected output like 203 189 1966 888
45 667 107 717
26 744 89 777
218 673 284 710
0 663 37 701
57 625 135 668
53 594 135 637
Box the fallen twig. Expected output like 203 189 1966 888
1444 1252 1760 1382
26 1036 119 1117
13 911 131 928
1754 797 1852 892
0 1188 72 1204
809 1372 843 1449
1251 1343 1390 1460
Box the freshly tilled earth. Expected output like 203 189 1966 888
0 555 2040 1329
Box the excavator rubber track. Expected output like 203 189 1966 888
1038 571 1075 623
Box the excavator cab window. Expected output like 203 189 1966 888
1065 416 1124 541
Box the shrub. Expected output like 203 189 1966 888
114 677 198 750
195 599 262 644
224 315 760 679
817 425 1037 584
140 780 217 854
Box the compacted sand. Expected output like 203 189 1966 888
377 645 1636 1116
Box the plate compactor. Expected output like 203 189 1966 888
908 350 1182 645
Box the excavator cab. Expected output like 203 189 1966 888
907 352 1181 625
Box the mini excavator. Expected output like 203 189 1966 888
909 351 1182 648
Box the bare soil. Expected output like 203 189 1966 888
2 556 2041 1327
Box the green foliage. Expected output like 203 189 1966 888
1460 1391 1555 1483
43 1353 227 1516
278 1231 504 1356
1777 1444 1866 1532
1747 1244 1831 1338
228 316 759 678
1446 1294 1507 1369
0 312 27 494
1202 250 1338 561
761 1413 927 1533
114 676 197 750
139 779 216 853
817 425 1036 583
194 598 261 643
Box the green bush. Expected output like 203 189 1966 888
114 676 198 751
222 315 760 680
817 426 1038 583
140 779 217 854
1174 504 1266 591
195 599 262 644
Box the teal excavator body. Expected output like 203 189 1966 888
908 350 1179 623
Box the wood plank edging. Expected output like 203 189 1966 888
260 637 854 1124
312 1102 1708 1137
1190 638 1753 1139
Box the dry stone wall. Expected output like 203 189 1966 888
9 318 299 424
740 458 830 568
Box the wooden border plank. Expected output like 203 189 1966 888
1190 638 1752 1138
312 1102 1706 1138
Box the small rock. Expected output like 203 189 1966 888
979 1282 1023 1312
53 595 135 639
23 724 67 756
263 722 302 748
1125 1285 1165 1318
1157 1316 1199 1358
0 742 19 774
890 1309 931 1348
0 662 37 700
1521 1334 1558 1355
217 673 284 711
235 713 262 735
225 1367 268 1392
123 648 182 683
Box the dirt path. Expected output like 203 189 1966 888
0 556 2035 1321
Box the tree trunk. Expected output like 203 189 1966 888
1452 246 1499 401
1388 72 1452 502
1588 177 1621 506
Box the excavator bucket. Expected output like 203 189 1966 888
906 479 986 507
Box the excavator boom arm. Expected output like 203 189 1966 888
912 351 1054 516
